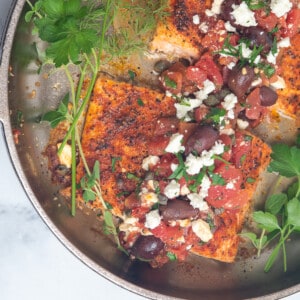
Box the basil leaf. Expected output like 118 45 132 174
253 211 280 232
265 193 287 215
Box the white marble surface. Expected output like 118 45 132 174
0 131 300 300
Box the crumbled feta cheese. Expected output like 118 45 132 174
164 180 181 199
222 93 238 111
201 150 215 167
278 37 291 48
145 210 161 229
201 175 212 191
140 192 159 207
270 76 286 90
227 61 236 70
251 78 263 87
237 118 249 130
224 21 236 32
194 79 216 101
191 219 213 242
267 51 277 64
165 133 185 153
240 43 252 58
142 155 159 171
199 22 209 33
178 219 191 228
231 2 257 27
188 193 209 210
193 14 200 25
119 217 140 233
220 127 235 135
270 0 292 18
57 143 72 168
171 163 178 172
205 0 224 16
180 184 190 196
226 180 236 190
185 153 204 175
211 141 225 155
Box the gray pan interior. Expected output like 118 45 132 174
1 1 300 299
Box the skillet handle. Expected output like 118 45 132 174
0 0 18 64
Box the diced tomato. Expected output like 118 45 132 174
148 135 170 156
151 153 178 178
185 66 207 87
154 117 179 136
255 9 278 31
178 121 198 143
245 88 263 120
281 8 300 38
161 70 183 95
131 206 150 219
214 134 233 167
151 222 184 246
231 131 252 169
195 53 223 89
205 164 248 210
194 106 210 123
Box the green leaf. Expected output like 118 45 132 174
265 193 287 215
287 182 299 199
286 198 300 227
268 144 300 177
253 211 280 232
103 210 117 235
167 252 177 261
83 190 96 202
42 0 64 19
264 243 281 272
25 10 35 22
41 93 69 128
209 172 226 186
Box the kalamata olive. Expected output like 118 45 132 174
242 26 273 55
259 86 278 106
160 199 199 221
227 65 256 98
185 124 219 155
131 235 164 260
154 60 172 74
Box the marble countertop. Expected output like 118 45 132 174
0 133 300 300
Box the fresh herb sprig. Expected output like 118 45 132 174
241 141 300 272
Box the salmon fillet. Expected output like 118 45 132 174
77 77 271 263
149 0 211 59
76 78 176 216
190 133 271 262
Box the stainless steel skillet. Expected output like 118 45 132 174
1 1 300 299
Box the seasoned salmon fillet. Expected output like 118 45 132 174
149 0 211 59
77 77 271 263
76 78 176 216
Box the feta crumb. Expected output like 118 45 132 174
164 180 181 199
199 22 209 33
227 61 236 70
142 155 159 171
222 93 238 111
231 2 257 27
270 76 286 90
270 0 292 18
278 37 291 48
57 143 72 168
185 153 204 175
201 150 215 167
145 210 161 229
140 192 159 207
193 14 200 25
188 193 209 210
191 219 213 242
224 21 236 32
237 118 249 130
201 175 212 191
194 79 216 101
180 184 190 196
267 51 277 64
119 217 140 233
165 133 185 153
211 141 225 155
226 180 236 190
205 0 224 16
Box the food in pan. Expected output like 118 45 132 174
25 0 300 270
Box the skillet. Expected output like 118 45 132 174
1 1 300 299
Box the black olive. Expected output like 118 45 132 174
131 235 164 260
160 199 199 221
242 26 273 55
259 86 278 106
227 65 256 98
185 124 219 155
